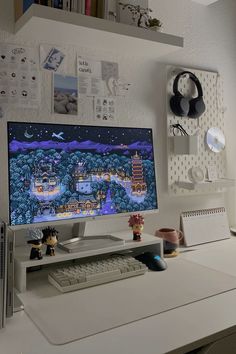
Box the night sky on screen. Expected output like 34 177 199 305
8 122 153 146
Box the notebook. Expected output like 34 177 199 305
180 207 230 246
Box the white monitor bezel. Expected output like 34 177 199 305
7 121 159 231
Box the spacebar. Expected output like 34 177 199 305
86 269 121 281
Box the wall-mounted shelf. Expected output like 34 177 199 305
14 4 183 59
192 0 219 5
175 179 235 192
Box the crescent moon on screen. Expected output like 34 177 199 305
24 129 34 139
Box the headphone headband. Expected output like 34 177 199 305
173 71 203 97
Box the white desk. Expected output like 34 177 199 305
2 238 236 354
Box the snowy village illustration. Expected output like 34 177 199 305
8 122 158 226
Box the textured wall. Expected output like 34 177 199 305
0 0 236 242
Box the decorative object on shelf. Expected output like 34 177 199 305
118 1 163 30
169 71 206 118
118 1 151 28
42 227 59 256
188 166 205 183
128 214 144 241
155 228 183 257
206 127 225 153
26 228 43 260
207 163 218 181
148 17 163 31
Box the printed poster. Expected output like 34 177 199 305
0 43 40 108
77 56 104 96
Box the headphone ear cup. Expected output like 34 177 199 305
188 97 206 118
170 94 189 117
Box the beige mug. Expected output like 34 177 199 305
155 228 183 256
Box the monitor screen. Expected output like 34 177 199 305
7 122 158 226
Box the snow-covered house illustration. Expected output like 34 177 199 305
72 162 93 194
32 162 60 192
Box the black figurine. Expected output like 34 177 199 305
27 239 43 260
42 227 59 256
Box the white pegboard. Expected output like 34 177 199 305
167 65 228 195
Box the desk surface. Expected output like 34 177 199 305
2 237 236 354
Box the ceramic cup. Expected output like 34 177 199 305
155 228 183 256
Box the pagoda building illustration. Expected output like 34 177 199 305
131 152 147 195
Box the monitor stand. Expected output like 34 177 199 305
57 222 125 253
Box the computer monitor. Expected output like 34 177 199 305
7 122 158 227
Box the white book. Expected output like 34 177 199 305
77 0 82 13
77 0 80 12
71 0 77 12
81 0 85 14
104 0 117 21
63 0 70 10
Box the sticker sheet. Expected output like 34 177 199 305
0 43 40 108
94 96 116 121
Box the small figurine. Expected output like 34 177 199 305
42 226 59 256
128 214 144 241
26 228 43 260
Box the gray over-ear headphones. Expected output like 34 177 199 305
170 71 206 118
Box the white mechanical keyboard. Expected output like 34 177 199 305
48 255 147 293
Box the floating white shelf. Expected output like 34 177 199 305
14 5 183 58
175 179 235 191
192 0 219 5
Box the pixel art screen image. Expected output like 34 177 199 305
8 122 158 226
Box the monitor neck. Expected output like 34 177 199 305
72 221 86 239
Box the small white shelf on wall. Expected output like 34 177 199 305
175 179 235 192
192 0 219 5
14 4 183 58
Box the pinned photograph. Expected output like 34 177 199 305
42 47 65 72
53 74 78 115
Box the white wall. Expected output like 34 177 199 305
0 0 235 242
